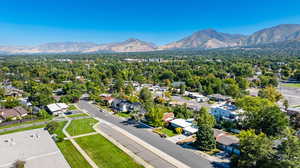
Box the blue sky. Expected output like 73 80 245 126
0 0 300 45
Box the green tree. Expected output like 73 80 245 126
258 106 289 136
45 121 59 134
276 130 300 168
114 79 125 93
2 96 20 108
258 86 282 102
173 104 193 119
37 109 51 119
195 107 215 128
159 70 175 81
237 77 249 90
145 105 164 127
14 160 26 168
139 87 152 103
179 84 186 94
233 130 275 168
238 96 288 136
0 88 5 99
283 99 289 110
195 124 216 151
125 83 134 95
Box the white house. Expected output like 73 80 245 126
169 118 199 135
170 118 192 128
195 95 209 102
184 92 208 102
46 103 69 115
183 126 199 135
211 103 243 121
19 97 32 107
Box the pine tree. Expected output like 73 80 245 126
195 124 216 151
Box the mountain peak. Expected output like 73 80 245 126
160 28 245 50
198 28 217 33
244 24 300 45
125 38 142 43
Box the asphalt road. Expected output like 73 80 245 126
98 122 176 168
279 85 300 106
78 100 217 168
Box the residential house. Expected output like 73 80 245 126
185 92 208 102
0 106 29 122
19 97 32 107
100 94 114 105
170 118 200 135
211 103 243 122
183 125 199 136
111 99 131 112
162 112 174 122
214 129 240 155
3 86 24 97
172 81 186 88
46 103 69 115
112 99 146 114
170 118 192 128
208 94 232 102
129 102 147 114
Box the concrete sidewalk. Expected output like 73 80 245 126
64 132 98 140
95 118 190 168
62 119 99 168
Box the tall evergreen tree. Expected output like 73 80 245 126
195 124 216 151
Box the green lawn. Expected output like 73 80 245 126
282 83 300 88
155 128 177 137
76 134 143 168
182 96 193 100
57 140 92 168
0 118 51 130
0 124 46 135
53 121 68 138
68 105 78 110
66 118 98 136
116 112 131 118
68 113 89 118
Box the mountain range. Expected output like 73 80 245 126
1 24 300 54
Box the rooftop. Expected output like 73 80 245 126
214 129 239 146
170 119 192 128
47 103 68 112
0 128 70 168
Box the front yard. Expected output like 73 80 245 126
67 113 89 118
66 118 98 136
53 121 68 138
282 83 300 88
153 127 177 137
57 140 92 168
116 112 132 118
76 134 144 168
